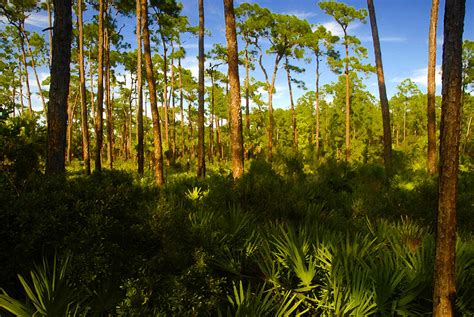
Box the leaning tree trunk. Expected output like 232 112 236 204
141 0 165 186
94 0 105 172
197 0 206 178
285 56 297 151
427 0 439 175
19 26 32 114
367 0 393 175
46 0 72 174
433 0 465 315
77 0 90 175
224 0 244 178
136 0 144 175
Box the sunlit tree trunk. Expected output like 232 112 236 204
161 32 170 153
141 0 165 186
46 0 53 68
197 0 206 178
244 41 250 148
19 25 32 114
67 92 78 163
367 0 393 175
315 53 321 156
77 0 90 175
46 0 72 174
224 0 244 178
427 0 439 175
209 70 214 163
433 0 465 315
136 0 144 175
105 27 113 169
94 0 105 172
179 57 185 158
17 57 24 114
343 28 351 162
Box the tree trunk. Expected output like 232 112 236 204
209 70 214 163
46 0 53 68
19 26 32 114
46 0 72 174
344 31 351 162
433 0 465 315
17 57 24 114
367 0 393 175
197 0 206 178
95 0 105 172
105 27 113 169
141 0 165 186
77 0 91 175
285 56 297 151
179 57 185 158
161 32 170 152
67 92 78 163
315 53 321 156
427 0 439 175
170 49 176 158
136 0 144 175
22 29 47 117
224 0 244 178
244 41 250 142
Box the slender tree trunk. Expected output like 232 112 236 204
46 0 53 68
367 0 393 175
197 0 206 178
188 99 194 160
315 53 321 156
433 0 465 315
216 113 222 160
89 50 95 119
105 27 113 169
179 58 185 158
67 92 78 163
77 0 90 174
18 58 24 114
22 30 47 117
427 0 439 175
136 0 144 175
95 0 105 172
161 33 170 152
46 0 72 174
344 30 351 162
141 0 165 186
404 102 407 144
209 71 214 163
285 56 297 151
170 49 176 158
19 28 32 114
224 0 244 178
244 41 250 142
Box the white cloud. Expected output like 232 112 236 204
320 21 361 37
392 64 442 88
282 11 318 20
25 12 50 28
181 56 200 79
360 35 407 43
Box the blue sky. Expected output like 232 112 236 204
5 0 474 111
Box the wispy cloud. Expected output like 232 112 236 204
392 65 442 88
25 12 50 28
320 21 361 37
360 35 407 43
281 10 318 20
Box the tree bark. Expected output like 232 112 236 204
224 0 244 178
179 57 185 158
367 0 393 175
141 0 165 186
427 0 439 175
94 0 105 172
19 25 32 114
17 57 24 113
105 27 113 169
344 30 351 162
315 53 321 156
46 0 72 174
77 0 90 175
209 69 215 163
161 32 170 152
285 56 297 151
46 0 53 68
433 0 465 315
244 41 250 141
136 0 144 175
197 0 206 178
67 92 78 163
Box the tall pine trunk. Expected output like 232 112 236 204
197 0 206 178
141 0 165 186
427 0 439 175
94 0 105 172
285 56 297 151
77 0 90 175
136 0 144 175
46 0 72 174
367 0 393 175
224 0 244 178
105 27 113 169
344 29 351 162
433 0 465 315
315 53 321 156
